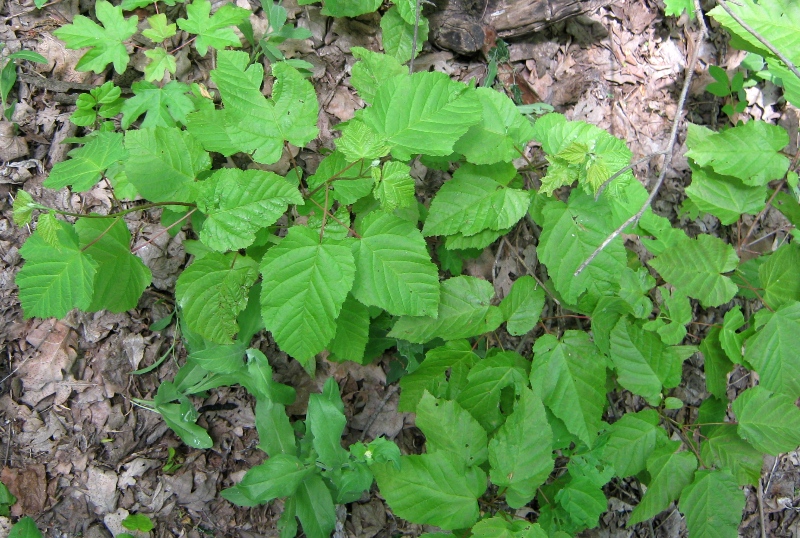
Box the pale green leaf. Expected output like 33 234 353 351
7 517 43 538
260 227 355 365
733 385 800 455
35 213 60 249
380 6 428 63
321 0 382 17
648 234 738 307
185 108 246 156
373 160 415 211
143 48 177 82
489 388 554 508
685 163 766 225
471 518 547 538
500 276 545 336
198 168 303 252
700 425 763 487
398 340 479 411
628 441 697 526
759 243 800 309
554 476 607 529
44 132 126 191
329 294 370 363
743 301 800 398
602 409 665 477
142 13 177 43
351 211 439 317
337 120 390 162
664 0 695 18
679 470 744 538
176 0 250 56
417 391 488 468
176 252 258 344
120 81 194 129
350 47 406 105
12 190 36 226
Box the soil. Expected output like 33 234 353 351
0 0 799 537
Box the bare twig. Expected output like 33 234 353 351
594 151 667 200
739 180 785 255
131 208 196 253
409 0 422 74
359 385 399 442
1 0 65 22
574 3 708 276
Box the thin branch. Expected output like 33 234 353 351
81 217 121 252
739 180 785 255
1 0 65 22
715 0 800 82
131 208 196 254
594 151 667 200
409 0 421 74
51 201 195 220
305 160 361 199
308 197 361 239
574 3 708 277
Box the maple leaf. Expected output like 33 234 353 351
177 0 251 56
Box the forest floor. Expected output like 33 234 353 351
0 0 799 537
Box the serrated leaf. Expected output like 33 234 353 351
143 13 177 43
373 452 485 530
699 327 734 399
388 276 497 343
530 332 606 447
554 476 607 530
321 0 382 17
12 190 36 226
52 0 137 74
380 6 428 63
648 234 738 307
759 242 800 309
44 132 126 191
337 120 391 162
679 470 744 538
362 71 481 160
664 0 694 17
602 409 665 477
685 163 766 225
489 388 554 508
124 126 210 203
500 276 545 336
35 213 59 249
628 441 697 526
7 517 43 538
656 288 691 345
260 226 355 365
351 211 439 317
185 108 243 156
176 252 258 344
75 219 151 313
417 391 488 468
373 160 416 211
143 48 177 82
329 294 369 363
197 168 303 252
350 47 406 104
211 51 318 164
121 81 194 129
685 121 790 186
177 0 250 56
700 425 762 486
743 301 800 398
733 385 800 455
398 340 479 411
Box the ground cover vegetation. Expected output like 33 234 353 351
6 0 800 535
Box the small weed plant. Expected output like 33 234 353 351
10 0 800 536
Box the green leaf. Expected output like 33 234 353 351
197 168 303 252
416 391 488 468
389 276 499 343
143 13 177 43
350 47 406 104
685 122 790 186
471 517 547 538
489 388 554 508
530 332 606 447
321 0 382 17
679 470 744 538
361 71 481 160
380 6 428 63
44 132 126 191
177 0 250 56
156 400 213 448
17 221 98 318
75 218 151 313
225 454 312 503
143 48 178 82
176 252 258 344
373 452 485 530
256 399 297 457
648 234 738 307
423 165 529 238
628 441 697 526
743 301 800 398
699 327 734 399
500 276 545 336
8 517 43 538
759 242 800 309
733 385 800 455
685 163 766 225
351 211 439 317
124 127 210 203
52 0 137 74
121 81 194 129
602 409 665 477
554 476 607 530
12 190 37 226
373 160 416 211
211 50 318 164
455 87 537 164
307 378 349 468
664 0 695 18
122 514 154 532
260 226 355 365
653 287 691 345
398 340 479 411
328 294 370 363
700 425 763 487
337 120 391 162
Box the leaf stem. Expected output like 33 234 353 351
305 160 362 199
738 180 785 256
131 208 197 253
50 201 196 220
594 151 668 201
81 217 121 253
308 197 361 239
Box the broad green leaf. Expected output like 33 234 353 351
244 348 296 404
12 190 37 226
185 108 245 156
471 518 547 538
350 47 406 104
177 0 250 56
380 6 428 63
591 296 633 355
655 288 691 345
351 211 439 317
176 252 258 344
124 127 210 203
45 132 126 191
720 306 751 363
373 160 415 211
664 0 694 18
36 213 59 249
454 87 536 164
120 81 193 129
52 0 137 73
759 243 800 309
456 352 530 432
305 151 371 206
424 164 530 237
307 378 348 468
554 476 607 530
444 227 509 250
743 301 800 398
212 51 318 164
699 328 734 399
143 13 177 43
225 454 311 503
679 470 744 538
530 332 606 447
75 219 151 313
500 276 545 336
389 276 499 343
361 71 481 160
685 163 766 225
198 168 303 252
685 122 790 186
733 385 800 455
329 294 370 363
17 222 97 319
416 391 488 468
398 340 479 411
256 399 297 457
156 399 213 448
8 517 43 538
321 0 383 17
628 441 697 526
618 267 655 319
143 48 177 82
489 388 554 508
602 409 665 477
373 452 485 530
260 227 355 365
700 425 762 486
337 121 391 162
648 234 738 307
